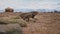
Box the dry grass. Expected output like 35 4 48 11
0 12 60 34
22 12 60 34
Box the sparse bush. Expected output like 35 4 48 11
0 18 18 24
18 19 27 27
7 19 18 24
19 21 27 27
13 16 20 19
0 16 27 27
9 17 27 27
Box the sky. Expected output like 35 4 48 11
0 0 60 9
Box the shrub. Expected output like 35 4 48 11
0 16 27 27
13 16 20 19
19 22 27 27
17 19 27 27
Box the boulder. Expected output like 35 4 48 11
5 7 14 12
0 23 23 34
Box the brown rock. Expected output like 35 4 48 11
5 7 14 12
0 23 23 34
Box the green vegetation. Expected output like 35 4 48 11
0 16 27 27
13 16 20 19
